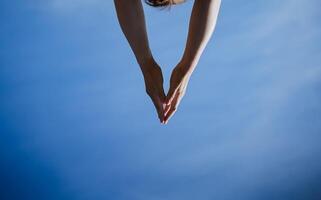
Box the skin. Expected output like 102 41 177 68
114 0 221 124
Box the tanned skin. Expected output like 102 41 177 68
114 0 221 124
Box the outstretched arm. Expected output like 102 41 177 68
165 0 221 123
180 0 221 73
114 0 152 69
114 0 166 123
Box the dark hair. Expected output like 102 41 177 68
145 0 185 7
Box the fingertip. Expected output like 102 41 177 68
162 103 167 110
163 115 169 124
160 117 166 124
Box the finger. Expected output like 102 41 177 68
164 106 177 124
149 94 164 123
175 87 185 107
164 92 180 123
164 90 178 116
164 103 171 116
155 98 165 123
166 84 179 106
166 67 184 105
159 86 166 108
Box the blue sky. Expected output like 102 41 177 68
1 0 321 199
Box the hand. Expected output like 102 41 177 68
164 63 192 124
142 60 166 123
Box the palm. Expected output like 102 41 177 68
142 63 166 123
164 66 191 123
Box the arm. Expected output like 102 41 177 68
114 0 166 123
164 0 221 123
114 0 153 69
180 0 221 73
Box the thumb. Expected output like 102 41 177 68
166 66 184 105
166 85 177 105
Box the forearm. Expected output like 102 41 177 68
180 0 221 73
114 0 154 70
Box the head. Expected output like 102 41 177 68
145 0 186 7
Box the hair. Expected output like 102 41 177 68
145 0 185 7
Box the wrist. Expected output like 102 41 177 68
138 56 161 77
138 55 156 71
177 59 197 76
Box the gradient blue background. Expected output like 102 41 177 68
1 0 321 199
